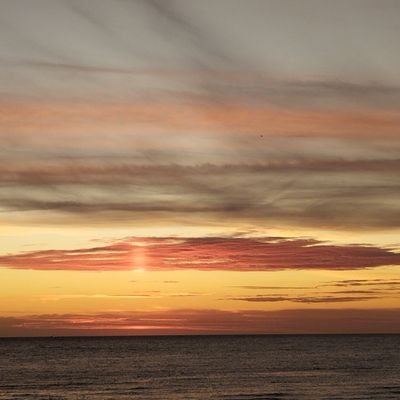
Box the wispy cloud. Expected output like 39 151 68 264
3 100 400 137
0 156 399 229
228 295 378 304
40 291 205 301
320 278 400 288
230 285 310 290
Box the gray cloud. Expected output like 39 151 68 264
0 159 398 229
2 0 400 104
0 0 399 232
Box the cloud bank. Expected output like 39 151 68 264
1 308 399 336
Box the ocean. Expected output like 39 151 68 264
0 335 399 399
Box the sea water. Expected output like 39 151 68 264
0 334 399 399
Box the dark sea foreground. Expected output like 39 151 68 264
0 335 399 400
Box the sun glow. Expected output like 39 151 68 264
132 245 148 272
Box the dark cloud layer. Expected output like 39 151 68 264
1 236 399 272
0 157 399 230
1 308 400 336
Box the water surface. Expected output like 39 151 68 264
0 334 399 399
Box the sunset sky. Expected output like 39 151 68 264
0 0 399 336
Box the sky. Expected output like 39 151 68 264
0 0 399 336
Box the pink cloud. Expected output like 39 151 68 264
0 237 399 272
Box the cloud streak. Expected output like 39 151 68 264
2 100 400 136
1 236 399 272
228 295 378 304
